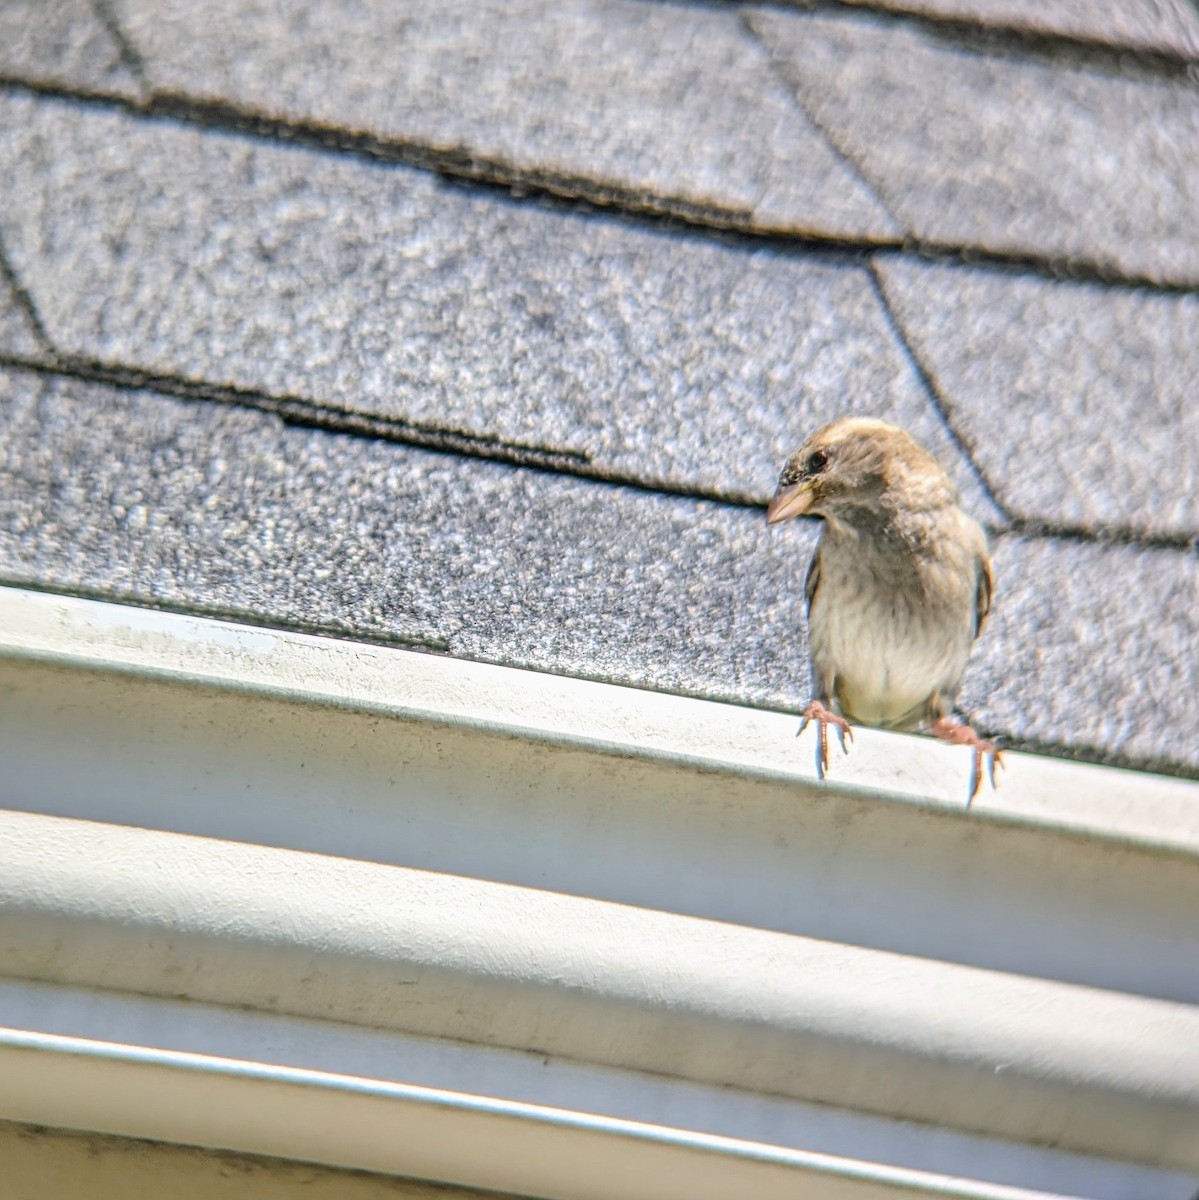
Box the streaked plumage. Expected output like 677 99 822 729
766 417 999 802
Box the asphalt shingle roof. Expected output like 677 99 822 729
109 0 900 239
0 91 992 510
876 257 1199 538
749 7 1199 284
2 0 1197 779
0 0 139 97
837 0 1199 58
0 269 40 356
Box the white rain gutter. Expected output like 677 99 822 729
4 804 1199 1167
1 585 1198 1198
0 1026 1070 1200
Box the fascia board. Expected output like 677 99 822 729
1 807 1199 1170
3 976 1194 1200
0 1025 1156 1200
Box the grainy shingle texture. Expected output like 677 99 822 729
0 92 984 509
0 270 40 356
876 257 1199 538
970 534 1199 769
837 0 1199 57
0 364 813 702
1 0 1196 778
109 0 900 239
0 0 141 97
749 7 1199 285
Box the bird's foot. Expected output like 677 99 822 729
798 699 854 779
931 717 1002 807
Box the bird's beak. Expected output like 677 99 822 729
766 481 813 525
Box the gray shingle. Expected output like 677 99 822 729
962 534 1199 772
0 363 815 705
748 7 1199 285
3 364 1197 774
837 0 1199 57
0 270 41 356
0 0 141 97
876 257 1199 539
108 0 898 240
0 91 995 517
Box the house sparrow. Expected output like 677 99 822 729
766 417 999 804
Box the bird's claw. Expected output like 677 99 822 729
932 718 1001 807
962 741 1003 806
798 700 854 779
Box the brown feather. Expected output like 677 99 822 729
804 547 821 617
974 555 994 638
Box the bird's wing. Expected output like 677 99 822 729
974 554 994 638
804 546 821 617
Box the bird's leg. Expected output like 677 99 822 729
931 717 1002 806
798 699 854 779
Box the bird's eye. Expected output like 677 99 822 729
805 449 829 475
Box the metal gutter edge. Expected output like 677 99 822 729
0 585 1196 850
0 1027 1113 1200
2 585 1198 1011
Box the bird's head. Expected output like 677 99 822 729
766 417 954 527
